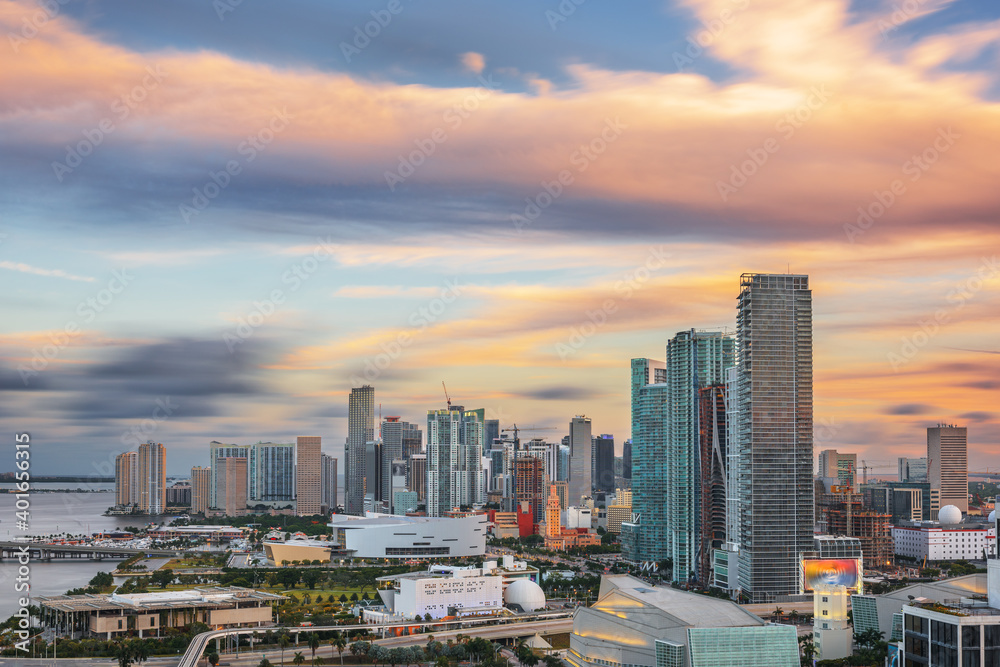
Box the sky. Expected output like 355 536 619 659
1 0 998 477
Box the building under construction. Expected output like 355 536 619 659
826 498 893 569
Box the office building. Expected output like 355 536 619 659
381 417 422 502
736 273 814 602
623 380 668 564
191 466 210 514
427 407 484 516
208 442 249 509
216 456 248 517
566 575 799 667
364 439 383 511
899 456 928 483
592 434 615 494
346 385 375 515
557 444 570 482
115 451 138 507
137 441 166 515
622 440 632 479
393 490 418 515
409 453 427 501
568 416 592 505
893 506 996 561
818 449 858 493
928 424 968 513
320 453 337 512
484 419 500 451
295 436 322 515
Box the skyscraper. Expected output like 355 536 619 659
927 424 968 513
295 436 322 515
698 384 729 587
817 449 858 492
346 385 375 515
217 456 248 516
381 418 422 503
592 434 615 494
623 380 668 563
622 440 632 479
408 453 427 501
248 442 295 507
631 358 667 443
209 441 249 509
137 441 166 515
736 273 814 603
426 407 484 516
115 451 138 506
898 456 928 483
568 416 592 505
515 455 546 522
320 453 338 512
191 466 210 514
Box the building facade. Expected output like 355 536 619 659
426 408 484 516
592 434 615 494
217 456 248 517
295 436 322 515
346 385 375 515
191 466 210 514
736 273 814 602
248 442 295 507
115 451 138 507
568 416 593 506
928 425 968 513
137 441 166 515
893 522 996 561
321 453 338 512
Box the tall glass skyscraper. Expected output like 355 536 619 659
426 407 484 516
568 415 592 505
346 385 375 515
736 273 814 602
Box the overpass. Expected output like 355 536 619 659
0 541 183 561
178 614 574 667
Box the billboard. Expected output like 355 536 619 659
801 558 862 594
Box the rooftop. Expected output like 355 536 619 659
36 586 285 613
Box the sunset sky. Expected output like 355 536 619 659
1 0 998 476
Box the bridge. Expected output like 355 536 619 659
178 614 574 667
0 541 183 561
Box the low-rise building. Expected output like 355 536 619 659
147 525 245 542
893 522 996 561
37 587 284 640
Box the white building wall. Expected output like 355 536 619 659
397 575 502 619
892 525 996 560
338 513 488 559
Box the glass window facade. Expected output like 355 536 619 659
686 626 798 667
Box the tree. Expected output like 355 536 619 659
151 568 174 589
208 654 220 667
797 634 816 667
543 656 562 667
281 634 292 666
259 659 274 667
113 639 150 667
855 627 885 651
294 651 307 666
435 657 450 667
332 631 347 665
350 592 359 602
303 570 323 590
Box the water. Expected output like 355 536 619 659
0 491 183 620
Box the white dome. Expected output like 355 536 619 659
989 510 996 524
939 505 963 524
504 579 546 612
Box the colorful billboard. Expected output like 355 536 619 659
801 558 862 593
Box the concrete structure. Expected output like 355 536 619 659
208 442 249 509
263 534 334 565
37 587 284 640
899 456 928 482
216 456 248 517
347 385 375 515
295 436 322 515
148 524 244 541
818 449 858 493
137 441 166 515
515 455 546 522
191 466 210 514
504 578 546 612
607 503 632 535
568 416 593 506
374 564 503 620
427 407 484 516
698 383 730 588
321 453 337 512
166 482 191 506
327 512 486 559
893 520 996 561
567 575 798 667
736 273 814 602
393 490 419 515
813 585 852 661
928 424 968 513
115 452 138 507
381 417 421 502
409 453 427 502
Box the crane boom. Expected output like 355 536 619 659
441 381 451 409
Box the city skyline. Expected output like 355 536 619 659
2 0 999 475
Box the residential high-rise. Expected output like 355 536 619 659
248 442 295 507
115 451 138 506
217 456 248 517
296 436 322 516
927 424 968 513
898 457 928 483
191 466 210 514
408 454 427 502
592 434 615 494
736 273 814 602
426 407 484 516
208 442 249 509
515 455 547 522
631 358 667 443
698 384 729 588
346 385 375 515
137 441 166 515
484 419 500 451
321 454 338 512
381 418 422 502
818 449 858 493
568 416 592 505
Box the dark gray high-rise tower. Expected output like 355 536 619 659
346 385 375 515
736 273 814 602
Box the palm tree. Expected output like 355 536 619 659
788 609 799 625
332 631 347 665
310 634 321 660
280 634 291 665
313 658 325 666
293 651 306 666
772 606 784 623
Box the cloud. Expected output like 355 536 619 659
0 261 95 282
883 403 934 416
461 51 485 74
517 386 605 401
959 411 994 423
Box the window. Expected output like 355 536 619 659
118 620 123 629
823 610 828 616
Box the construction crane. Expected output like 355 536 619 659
441 381 451 409
860 459 896 485
499 424 558 513
500 424 558 449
